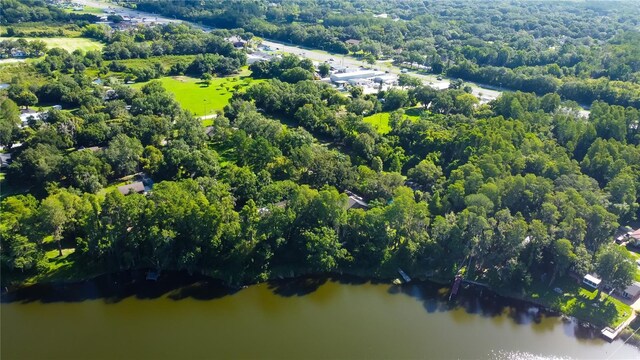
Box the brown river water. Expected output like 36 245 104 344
1 274 639 359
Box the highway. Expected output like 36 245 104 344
77 0 503 102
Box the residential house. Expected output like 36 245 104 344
226 36 247 48
0 153 11 168
19 109 45 126
79 146 104 152
583 274 601 289
10 49 26 58
258 200 288 215
628 228 640 246
345 190 368 210
345 39 361 46
117 181 145 195
621 282 640 302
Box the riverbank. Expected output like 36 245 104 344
2 265 636 338
4 275 639 359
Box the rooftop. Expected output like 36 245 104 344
584 274 602 285
624 282 640 296
117 181 145 195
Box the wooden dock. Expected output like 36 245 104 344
146 271 160 281
449 274 463 301
601 312 636 341
397 268 412 283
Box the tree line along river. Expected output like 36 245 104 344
1 274 639 359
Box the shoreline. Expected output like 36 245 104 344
1 269 629 331
4 268 639 345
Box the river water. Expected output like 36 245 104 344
1 275 638 359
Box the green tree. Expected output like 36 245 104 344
595 245 635 295
549 239 576 285
37 197 68 257
0 99 21 148
407 159 442 191
304 226 348 272
280 67 313 83
318 63 330 78
383 89 409 111
201 72 212 86
398 74 422 88
103 134 144 177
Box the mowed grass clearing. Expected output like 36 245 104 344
3 37 103 52
68 6 105 15
132 75 263 116
363 107 424 134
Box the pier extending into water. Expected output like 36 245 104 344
601 313 637 341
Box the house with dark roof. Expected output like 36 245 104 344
117 181 145 195
226 35 247 48
258 200 288 215
345 39 361 46
345 190 368 210
628 228 640 246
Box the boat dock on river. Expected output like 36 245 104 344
397 268 412 283
601 312 637 341
449 274 463 301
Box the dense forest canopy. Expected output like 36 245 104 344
0 1 638 304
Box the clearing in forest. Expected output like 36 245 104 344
3 37 104 52
131 75 263 116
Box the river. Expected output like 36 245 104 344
1 275 638 359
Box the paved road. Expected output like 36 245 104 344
78 0 502 102
260 39 502 102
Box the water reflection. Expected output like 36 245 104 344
1 274 639 359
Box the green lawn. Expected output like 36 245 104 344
525 276 633 328
30 247 104 284
116 55 198 71
3 37 103 52
0 23 83 37
67 6 105 15
363 107 425 134
363 112 392 134
625 246 640 281
131 75 262 117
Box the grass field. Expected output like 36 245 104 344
0 23 83 37
363 112 392 134
67 6 105 15
363 107 424 134
116 55 198 71
625 245 640 281
131 75 263 116
3 37 103 52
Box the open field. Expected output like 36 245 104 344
131 74 262 116
363 107 424 134
0 61 48 84
0 23 83 37
116 55 197 71
2 37 103 52
67 6 105 15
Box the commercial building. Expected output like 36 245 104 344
330 70 384 83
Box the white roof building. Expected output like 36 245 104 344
330 70 384 83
